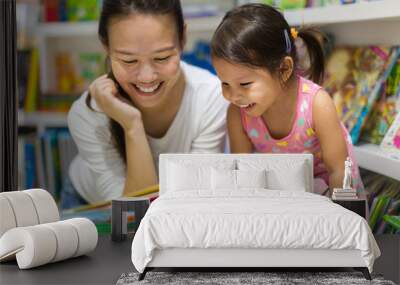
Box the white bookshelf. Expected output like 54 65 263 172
284 0 400 26
36 15 224 37
354 144 400 181
36 15 224 94
18 111 68 133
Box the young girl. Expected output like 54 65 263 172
211 4 364 195
65 0 227 208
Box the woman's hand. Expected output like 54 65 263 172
89 74 143 133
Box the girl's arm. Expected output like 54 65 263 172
227 104 253 153
313 90 347 189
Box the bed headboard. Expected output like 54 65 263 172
159 153 314 195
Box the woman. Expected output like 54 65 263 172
64 0 227 208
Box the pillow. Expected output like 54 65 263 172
167 162 210 191
211 168 236 190
238 159 307 191
211 169 267 190
265 163 307 191
167 159 236 192
236 169 267 189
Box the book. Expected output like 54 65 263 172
17 137 25 189
361 55 400 144
24 138 37 188
380 111 400 153
35 137 47 189
324 46 399 144
351 47 400 144
68 184 160 213
332 195 359 200
24 49 39 112
332 193 358 197
61 206 136 235
333 188 357 193
43 0 59 22
57 131 78 191
17 50 31 109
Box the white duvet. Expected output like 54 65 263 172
131 190 380 273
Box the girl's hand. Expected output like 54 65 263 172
89 75 143 133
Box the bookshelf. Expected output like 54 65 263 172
282 0 400 181
36 15 224 37
36 15 224 94
354 144 400 181
18 111 68 133
284 0 400 26
283 0 400 46
23 1 400 183
36 1 400 92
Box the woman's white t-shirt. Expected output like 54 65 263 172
68 62 228 203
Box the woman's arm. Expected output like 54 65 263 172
123 118 157 196
88 75 157 197
227 104 253 153
313 89 348 189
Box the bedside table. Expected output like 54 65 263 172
332 199 367 219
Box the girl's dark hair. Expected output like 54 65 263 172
211 4 325 85
86 0 184 163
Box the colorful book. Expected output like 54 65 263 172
24 139 36 188
361 55 400 144
24 49 39 112
380 111 400 153
324 46 399 144
67 184 159 213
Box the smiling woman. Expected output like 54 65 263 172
64 0 228 208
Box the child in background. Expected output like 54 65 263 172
211 4 365 196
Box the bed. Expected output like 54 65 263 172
131 154 380 281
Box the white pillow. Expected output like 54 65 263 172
167 163 210 191
211 168 236 190
236 169 267 189
266 163 306 191
238 159 307 191
211 169 267 190
167 160 236 192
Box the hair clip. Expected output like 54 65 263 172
290 28 298 39
284 29 291 54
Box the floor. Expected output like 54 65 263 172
0 234 398 285
0 235 134 285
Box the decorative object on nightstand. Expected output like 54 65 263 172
111 197 150 242
331 157 366 218
332 157 358 200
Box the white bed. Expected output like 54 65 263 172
131 154 380 280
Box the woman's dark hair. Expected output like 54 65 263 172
86 0 184 163
211 4 325 85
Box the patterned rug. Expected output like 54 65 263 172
117 271 395 285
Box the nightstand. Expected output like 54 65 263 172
332 198 367 219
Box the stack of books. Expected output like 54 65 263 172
332 188 358 200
